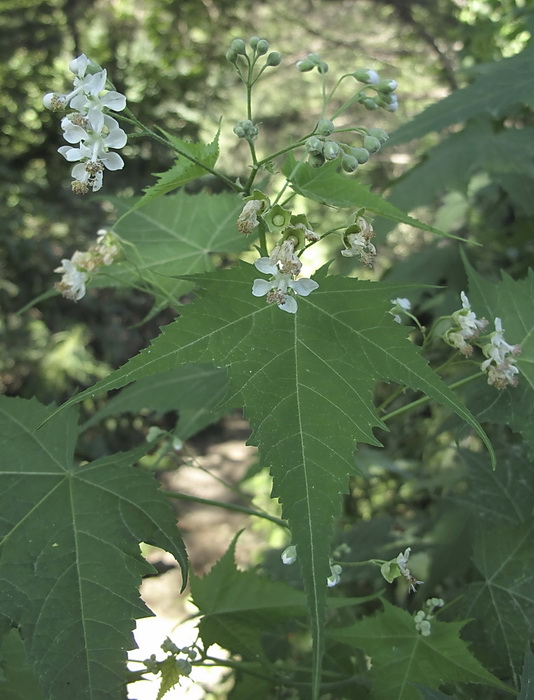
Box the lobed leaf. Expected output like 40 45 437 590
0 396 187 700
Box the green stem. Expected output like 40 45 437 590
164 490 288 529
381 372 483 423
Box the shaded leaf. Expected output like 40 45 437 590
0 629 45 700
85 364 236 440
329 600 509 699
388 43 534 145
0 396 187 700
518 645 534 700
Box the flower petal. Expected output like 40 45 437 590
290 278 319 296
101 152 124 171
252 279 273 297
278 296 298 313
254 257 278 275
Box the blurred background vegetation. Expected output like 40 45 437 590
1 0 532 414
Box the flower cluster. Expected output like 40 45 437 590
396 547 424 592
444 292 488 356
304 124 389 173
281 545 342 587
55 229 120 301
341 216 377 267
43 54 127 193
413 598 444 637
480 317 521 389
252 235 318 313
352 68 399 112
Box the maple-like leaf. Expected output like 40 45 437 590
328 600 510 699
0 396 187 700
56 262 492 697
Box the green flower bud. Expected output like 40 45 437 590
361 97 379 111
363 135 381 153
367 128 389 144
377 92 397 105
323 140 341 160
318 62 329 74
352 68 380 84
308 153 325 168
266 51 282 66
305 136 324 155
297 58 315 72
176 658 192 676
376 78 397 92
307 53 321 64
315 119 335 136
249 36 260 49
230 38 247 55
349 147 370 164
225 49 238 64
256 39 269 55
233 124 246 138
342 154 358 173
233 119 258 141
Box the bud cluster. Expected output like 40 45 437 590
414 598 444 637
143 638 198 680
351 68 399 113
305 124 389 172
54 229 120 301
233 119 259 143
296 53 329 74
225 36 281 70
43 54 127 193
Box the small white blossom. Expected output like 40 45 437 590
54 259 89 301
281 545 297 565
444 292 488 356
480 317 521 389
252 258 318 313
396 547 424 592
341 217 376 267
390 297 411 323
327 562 342 588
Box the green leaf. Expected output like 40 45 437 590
56 262 493 697
387 43 534 145
413 688 459 700
328 600 510 699
283 156 459 239
85 364 236 440
156 657 183 700
519 645 534 700
99 191 248 305
0 629 46 700
0 396 187 700
464 263 534 452
190 536 309 665
138 129 220 208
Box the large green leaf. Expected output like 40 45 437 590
387 42 534 145
0 629 45 700
97 191 248 305
284 157 458 238
464 264 534 452
0 396 187 700
85 363 235 440
56 262 492 697
328 600 510 699
454 450 534 685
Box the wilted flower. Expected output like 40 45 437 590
54 259 89 301
444 292 487 356
396 547 424 592
481 317 521 389
341 217 376 267
237 199 264 235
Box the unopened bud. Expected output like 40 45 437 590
349 147 370 164
266 51 282 66
352 68 380 84
367 128 389 144
308 153 325 168
305 136 324 155
316 119 335 136
323 140 341 160
342 154 358 173
230 38 247 55
225 49 238 64
249 36 260 49
376 78 398 92
256 39 269 55
297 59 315 72
361 97 379 111
363 135 382 153
318 61 329 74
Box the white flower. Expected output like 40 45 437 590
444 292 487 356
327 562 342 588
54 259 89 301
396 547 423 592
281 545 297 565
269 239 302 275
341 217 376 267
390 297 411 323
252 258 318 313
480 317 521 389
